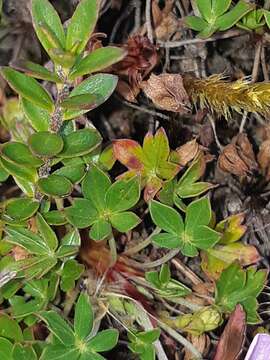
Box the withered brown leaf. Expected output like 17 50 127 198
142 73 191 113
214 304 246 360
175 139 200 167
218 134 257 177
257 139 270 181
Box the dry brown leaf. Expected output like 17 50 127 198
258 139 270 181
175 139 200 167
218 134 257 177
185 334 211 360
214 304 246 360
142 73 191 113
112 35 158 86
152 0 181 41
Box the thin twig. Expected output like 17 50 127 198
158 29 245 48
208 114 223 150
146 0 154 43
122 100 170 120
126 249 180 269
171 258 203 285
239 40 262 133
123 227 161 256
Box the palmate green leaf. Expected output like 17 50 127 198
216 0 252 31
0 163 9 182
5 226 51 255
1 68 54 112
149 200 184 235
29 132 64 157
0 156 37 184
12 344 37 360
32 0 65 55
87 329 119 352
2 142 43 167
149 199 220 256
110 212 140 232
5 198 39 221
60 260 84 292
64 198 98 228
0 314 23 341
196 0 212 22
185 16 208 31
39 311 75 345
64 74 118 120
185 197 211 230
40 345 79 360
105 176 140 212
9 279 48 320
114 128 179 201
21 98 50 132
69 46 126 79
212 0 231 17
0 337 13 360
66 0 98 55
59 128 102 158
74 293 93 340
38 175 73 197
215 263 268 323
89 219 112 241
177 182 215 198
82 165 111 211
11 60 62 82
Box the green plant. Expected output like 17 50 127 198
0 0 268 359
186 0 253 38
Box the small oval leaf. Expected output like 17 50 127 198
1 68 54 112
38 175 73 197
59 128 102 158
2 142 43 168
29 132 64 157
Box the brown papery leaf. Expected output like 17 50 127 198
152 0 180 41
218 134 257 177
258 139 270 181
185 334 211 360
142 74 191 113
176 139 200 167
214 304 246 360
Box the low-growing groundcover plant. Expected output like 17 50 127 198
0 0 268 359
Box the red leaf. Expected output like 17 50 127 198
214 304 246 360
113 139 144 170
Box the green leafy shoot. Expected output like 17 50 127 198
65 165 141 241
145 264 191 298
128 329 161 360
215 263 268 323
159 154 215 211
113 127 180 202
149 198 221 257
185 0 253 38
39 293 119 360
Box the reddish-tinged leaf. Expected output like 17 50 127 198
144 176 163 202
113 128 180 201
113 139 144 170
214 304 246 360
201 243 261 280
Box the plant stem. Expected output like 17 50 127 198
108 235 118 267
126 249 180 269
123 227 161 256
167 297 203 312
157 319 203 359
